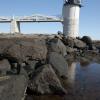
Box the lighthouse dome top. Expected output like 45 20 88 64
64 0 82 7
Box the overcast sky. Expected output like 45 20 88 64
0 0 99 40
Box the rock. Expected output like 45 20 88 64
27 64 67 95
4 39 47 62
54 35 63 40
48 52 68 78
63 36 74 47
0 40 15 54
23 60 38 75
81 36 92 46
27 60 37 69
4 44 21 61
57 31 63 35
66 46 75 54
90 45 97 50
86 44 99 51
99 48 100 53
17 40 47 61
62 37 86 49
73 39 86 49
49 38 67 56
0 70 28 100
0 59 11 75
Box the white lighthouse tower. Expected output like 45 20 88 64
63 0 82 38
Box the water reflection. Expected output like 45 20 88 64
67 62 77 86
65 61 100 100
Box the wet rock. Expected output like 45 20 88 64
0 59 11 75
49 38 67 56
48 52 68 78
0 70 28 100
27 64 67 95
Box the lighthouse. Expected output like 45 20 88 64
63 0 82 38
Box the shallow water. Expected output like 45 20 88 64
26 61 100 100
64 61 100 100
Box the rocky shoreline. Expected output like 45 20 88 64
0 34 100 100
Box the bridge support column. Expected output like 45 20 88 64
11 20 20 33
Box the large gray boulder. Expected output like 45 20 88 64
4 39 47 62
27 64 67 95
4 44 21 61
17 40 47 61
48 52 68 78
0 71 28 100
49 38 67 56
0 59 11 76
0 40 15 54
74 39 86 49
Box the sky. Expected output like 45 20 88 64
0 0 99 40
